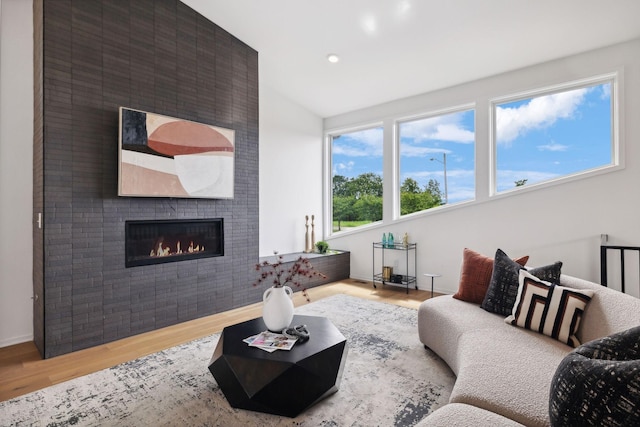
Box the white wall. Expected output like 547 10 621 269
0 0 34 347
259 83 323 256
325 39 640 295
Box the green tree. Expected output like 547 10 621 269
514 179 528 187
353 194 382 222
426 179 443 204
332 175 350 197
399 178 443 215
400 192 428 215
332 195 356 230
400 177 421 194
348 172 383 197
332 173 384 228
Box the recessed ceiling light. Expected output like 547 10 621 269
327 54 340 63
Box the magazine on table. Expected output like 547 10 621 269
244 330 297 352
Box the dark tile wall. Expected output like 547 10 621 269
33 0 45 357
35 0 260 358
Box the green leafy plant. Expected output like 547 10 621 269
315 241 329 254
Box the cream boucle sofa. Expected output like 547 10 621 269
417 274 640 426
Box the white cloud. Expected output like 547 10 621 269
400 145 446 157
332 145 373 157
444 169 475 179
496 88 587 145
432 124 475 142
600 83 611 100
333 128 383 157
336 161 354 171
447 187 475 203
332 161 354 175
537 142 569 152
401 113 474 144
405 168 474 180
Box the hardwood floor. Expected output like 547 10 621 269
0 279 436 403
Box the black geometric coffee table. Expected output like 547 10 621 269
208 314 348 417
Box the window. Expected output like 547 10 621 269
324 75 618 235
493 78 614 193
330 126 383 233
398 108 475 215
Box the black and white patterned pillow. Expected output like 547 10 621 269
481 248 562 316
505 270 593 347
550 325 640 426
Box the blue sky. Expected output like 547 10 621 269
398 109 475 203
332 127 384 179
332 81 612 203
495 83 611 192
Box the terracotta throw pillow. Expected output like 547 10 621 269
453 248 529 304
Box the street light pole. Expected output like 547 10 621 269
430 153 448 204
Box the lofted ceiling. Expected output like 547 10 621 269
181 0 640 118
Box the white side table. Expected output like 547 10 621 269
423 273 441 298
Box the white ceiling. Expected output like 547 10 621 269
181 0 640 118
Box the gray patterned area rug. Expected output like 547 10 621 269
0 294 454 426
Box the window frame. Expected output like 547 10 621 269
324 122 385 237
322 72 623 237
395 104 477 218
489 73 621 197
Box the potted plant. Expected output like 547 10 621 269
315 241 329 254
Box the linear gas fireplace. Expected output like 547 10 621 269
125 218 224 267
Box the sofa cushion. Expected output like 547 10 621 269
418 403 526 427
418 295 508 374
506 270 593 347
482 249 562 316
453 248 528 305
451 326 571 427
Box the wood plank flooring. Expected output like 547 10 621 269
0 279 436 402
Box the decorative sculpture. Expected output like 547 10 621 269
304 215 311 253
303 214 317 253
311 215 316 252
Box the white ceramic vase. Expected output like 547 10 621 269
262 285 294 332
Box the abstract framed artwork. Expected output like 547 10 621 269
118 107 235 199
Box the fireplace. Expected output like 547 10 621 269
125 219 224 267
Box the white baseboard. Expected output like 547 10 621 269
0 333 33 349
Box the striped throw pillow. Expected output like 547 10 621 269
505 270 594 347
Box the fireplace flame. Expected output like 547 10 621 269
150 239 205 258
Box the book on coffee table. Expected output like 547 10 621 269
244 331 297 352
